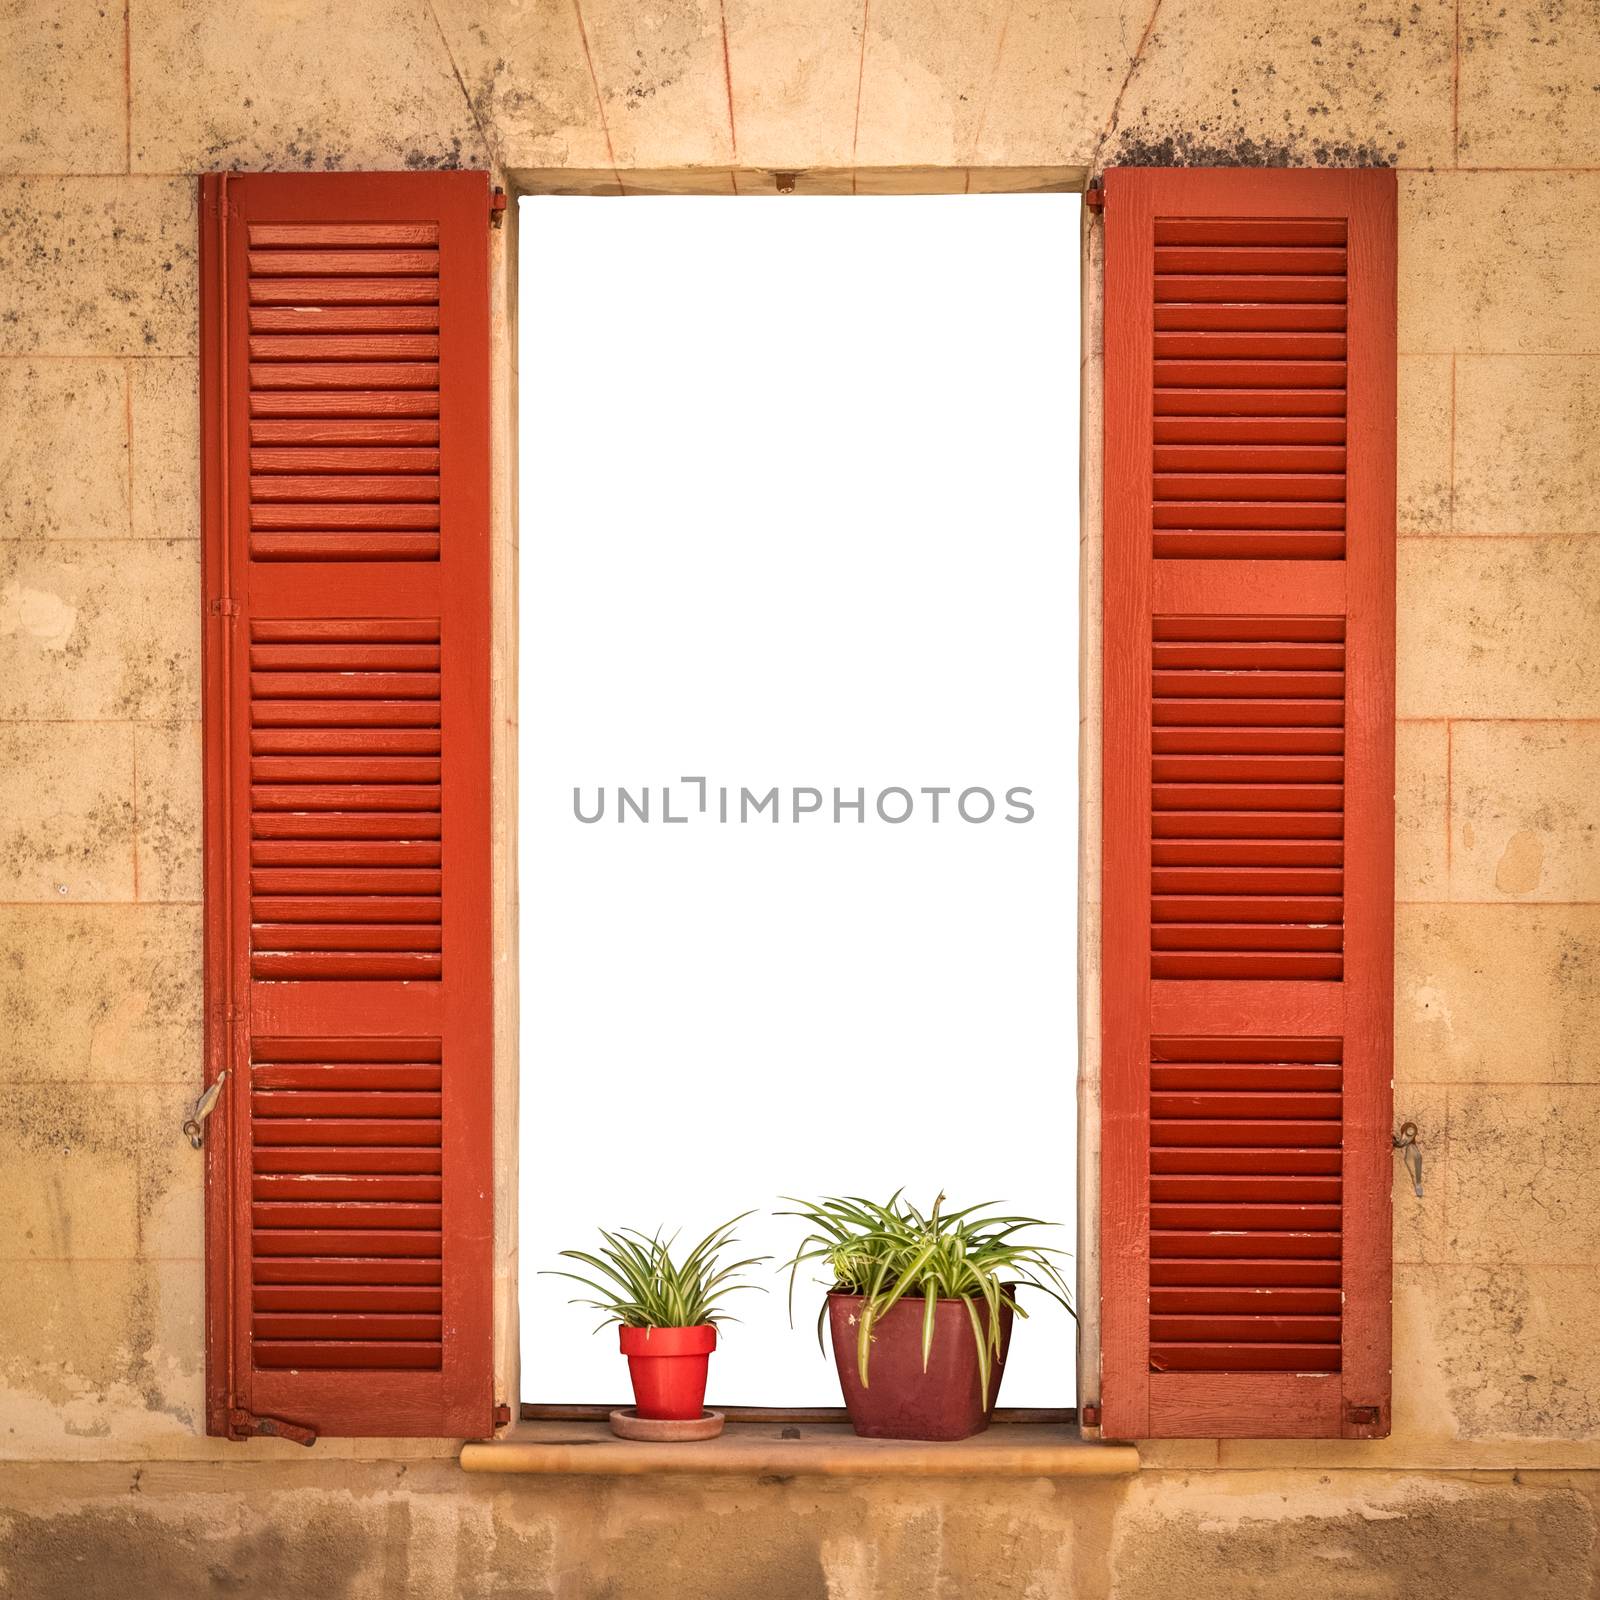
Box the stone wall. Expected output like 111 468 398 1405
1 1462 1597 1599
1 0 1597 1593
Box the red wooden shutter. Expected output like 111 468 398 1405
1100 168 1395 1439
200 172 494 1440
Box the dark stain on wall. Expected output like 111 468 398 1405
1111 129 1397 167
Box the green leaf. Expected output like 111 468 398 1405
774 1190 1076 1381
542 1213 769 1330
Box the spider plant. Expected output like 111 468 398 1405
779 1191 1072 1402
545 1212 769 1330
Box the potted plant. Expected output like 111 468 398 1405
780 1190 1071 1441
546 1213 767 1439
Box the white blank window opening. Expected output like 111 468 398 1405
518 193 1081 1407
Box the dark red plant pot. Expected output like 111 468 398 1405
619 1323 716 1420
827 1290 1014 1441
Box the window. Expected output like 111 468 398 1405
199 166 1395 1443
517 194 1082 1406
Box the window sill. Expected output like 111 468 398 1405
459 1420 1139 1477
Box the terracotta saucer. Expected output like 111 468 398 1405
608 1408 725 1442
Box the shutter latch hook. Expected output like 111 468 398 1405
1392 1120 1423 1198
183 1070 227 1150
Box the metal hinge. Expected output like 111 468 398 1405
209 596 239 618
490 187 507 227
1347 1403 1383 1428
1079 1402 1101 1428
1085 180 1105 215
493 1402 513 1429
228 1409 318 1447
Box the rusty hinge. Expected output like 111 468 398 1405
1085 181 1105 215
493 1402 513 1429
490 187 507 227
228 1409 318 1447
1347 1403 1382 1428
1079 1402 1102 1428
208 596 239 618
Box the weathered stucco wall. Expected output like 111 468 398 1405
2 0 1599 1593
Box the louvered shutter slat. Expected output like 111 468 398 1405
1102 168 1395 1440
202 173 493 1441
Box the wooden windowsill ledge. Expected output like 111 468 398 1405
459 1420 1139 1477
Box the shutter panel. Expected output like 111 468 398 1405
1101 168 1395 1439
201 173 494 1439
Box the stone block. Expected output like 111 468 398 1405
0 722 134 903
1454 357 1600 536
1445 1084 1600 1264
0 362 128 541
1397 538 1600 720
1401 173 1600 355
0 904 201 1084
0 0 125 175
1459 0 1600 167
1398 905 1600 1084
1450 721 1600 903
0 179 195 358
0 540 198 722
1419 1264 1600 1442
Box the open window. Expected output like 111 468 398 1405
516 193 1083 1409
199 166 1394 1443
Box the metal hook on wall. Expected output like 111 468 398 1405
1393 1120 1423 1198
182 1070 227 1150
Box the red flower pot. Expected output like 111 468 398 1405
827 1290 1014 1441
619 1324 716 1420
